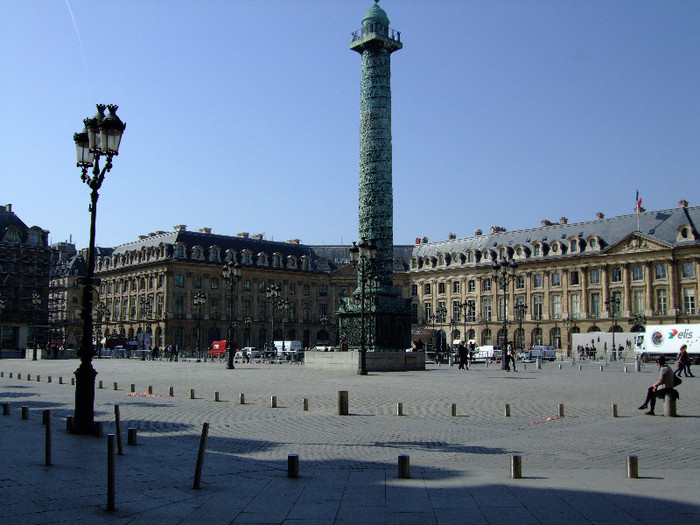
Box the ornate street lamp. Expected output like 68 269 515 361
492 257 518 368
193 292 206 360
31 292 42 361
349 238 377 375
139 297 152 360
72 103 125 434
266 283 281 354
244 316 253 347
605 296 621 360
222 260 242 369
94 301 109 358
514 303 528 352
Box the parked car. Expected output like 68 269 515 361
236 347 262 360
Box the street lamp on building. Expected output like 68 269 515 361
492 257 518 365
222 260 242 369
193 292 206 360
349 238 377 375
72 103 125 434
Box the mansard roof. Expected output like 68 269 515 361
411 205 700 265
106 229 413 272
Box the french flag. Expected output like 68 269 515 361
635 190 642 213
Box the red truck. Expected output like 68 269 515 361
208 340 236 359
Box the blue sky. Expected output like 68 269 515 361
1 0 699 250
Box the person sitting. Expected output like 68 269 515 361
638 355 678 415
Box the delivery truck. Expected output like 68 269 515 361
633 324 700 364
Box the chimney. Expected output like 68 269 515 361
138 235 148 240
475 229 483 236
679 199 688 208
596 212 605 220
199 227 212 234
415 237 421 245
148 232 157 237
541 219 553 227
1 204 11 212
237 232 249 238
286 239 301 244
448 232 456 240
156 231 166 235
490 226 506 234
251 234 263 240
174 225 187 232
421 236 429 244
560 217 568 224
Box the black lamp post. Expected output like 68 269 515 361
435 305 447 360
31 292 41 361
492 257 518 367
514 303 528 352
193 292 206 361
266 283 281 353
139 297 152 360
605 297 621 359
94 301 109 358
222 260 242 369
245 316 252 347
349 238 377 375
72 104 125 434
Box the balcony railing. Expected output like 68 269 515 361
350 23 401 44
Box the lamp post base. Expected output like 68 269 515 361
72 361 98 435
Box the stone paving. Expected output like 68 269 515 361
1 357 699 524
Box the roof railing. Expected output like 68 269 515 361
350 23 401 44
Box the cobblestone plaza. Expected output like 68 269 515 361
1 358 698 524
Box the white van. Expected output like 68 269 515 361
472 345 503 363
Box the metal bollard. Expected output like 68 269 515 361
94 422 104 438
2 402 9 415
579 364 582 371
558 404 565 417
169 386 174 397
42 409 51 425
114 382 119 391
98 380 103 389
303 398 309 411
148 386 153 395
396 402 403 416
66 416 73 432
239 393 245 405
114 405 124 456
338 391 349 416
45 410 52 467
635 360 641 372
270 396 277 408
215 392 220 402
21 406 29 420
47 376 52 383
398 454 410 479
600 365 604 372
26 374 30 381
191 389 196 399
558 364 562 370
107 435 116 511
127 428 137 446
451 403 457 417
288 454 299 478
193 423 209 489
627 455 639 479
130 384 135 393
36 375 41 382
504 404 511 417
71 378 75 386
59 376 63 384
611 404 618 418
511 455 522 479
624 366 628 373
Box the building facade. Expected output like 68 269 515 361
409 201 700 355
0 204 51 356
93 226 412 353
